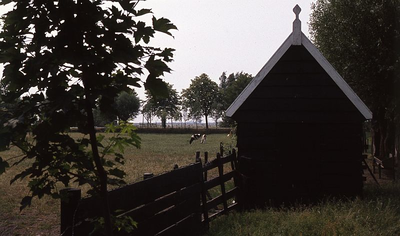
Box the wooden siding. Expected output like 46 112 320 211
236 122 364 207
232 45 365 206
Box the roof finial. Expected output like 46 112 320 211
292 4 302 45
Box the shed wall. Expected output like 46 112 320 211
233 45 365 207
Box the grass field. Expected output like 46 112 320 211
206 183 400 236
0 133 234 235
1 132 400 236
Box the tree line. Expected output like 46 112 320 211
310 0 399 161
99 72 253 129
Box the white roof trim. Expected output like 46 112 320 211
301 34 372 120
225 33 293 117
225 32 373 120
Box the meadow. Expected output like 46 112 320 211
0 132 234 235
1 132 399 235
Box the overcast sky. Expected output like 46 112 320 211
135 0 316 122
0 1 317 123
137 0 316 92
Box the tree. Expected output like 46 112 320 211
310 0 400 162
93 107 117 127
181 73 220 129
142 100 157 127
218 72 253 127
0 1 176 234
115 90 140 122
143 83 180 128
93 90 140 126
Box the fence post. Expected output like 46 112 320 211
219 142 224 157
204 152 213 201
230 149 237 171
196 151 201 163
204 152 209 181
60 188 81 236
217 153 228 211
198 157 209 230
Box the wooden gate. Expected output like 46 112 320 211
61 150 239 235
61 162 203 236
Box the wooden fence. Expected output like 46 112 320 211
61 149 238 235
197 149 239 228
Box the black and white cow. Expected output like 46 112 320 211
189 134 207 144
189 134 201 144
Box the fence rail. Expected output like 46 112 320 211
61 149 238 235
197 149 239 227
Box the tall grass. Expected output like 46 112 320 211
206 183 400 236
1 132 399 236
0 132 233 235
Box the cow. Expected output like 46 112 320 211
190 133 207 144
189 134 201 144
201 134 207 143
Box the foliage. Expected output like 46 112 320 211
181 73 220 129
0 0 176 234
143 83 180 128
142 99 157 125
309 0 400 159
94 106 117 127
218 72 252 127
114 90 140 122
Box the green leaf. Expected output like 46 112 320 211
158 48 175 62
118 0 136 12
97 134 105 144
0 0 13 6
145 55 171 77
152 17 178 37
144 76 169 99
136 9 152 16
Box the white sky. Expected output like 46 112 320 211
0 1 316 123
137 1 316 92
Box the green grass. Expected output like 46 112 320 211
206 183 400 236
1 132 399 236
0 132 233 235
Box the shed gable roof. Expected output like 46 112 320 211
226 7 372 120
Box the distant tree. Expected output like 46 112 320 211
93 90 140 126
171 107 183 127
181 73 220 129
0 1 176 234
182 109 190 128
310 0 400 160
218 72 253 127
211 101 224 128
143 83 180 128
93 107 117 127
142 101 157 127
115 90 140 122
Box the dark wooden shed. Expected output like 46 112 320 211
226 5 372 207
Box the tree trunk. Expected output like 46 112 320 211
205 115 209 130
373 108 396 161
83 72 113 236
77 0 113 232
161 116 167 128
